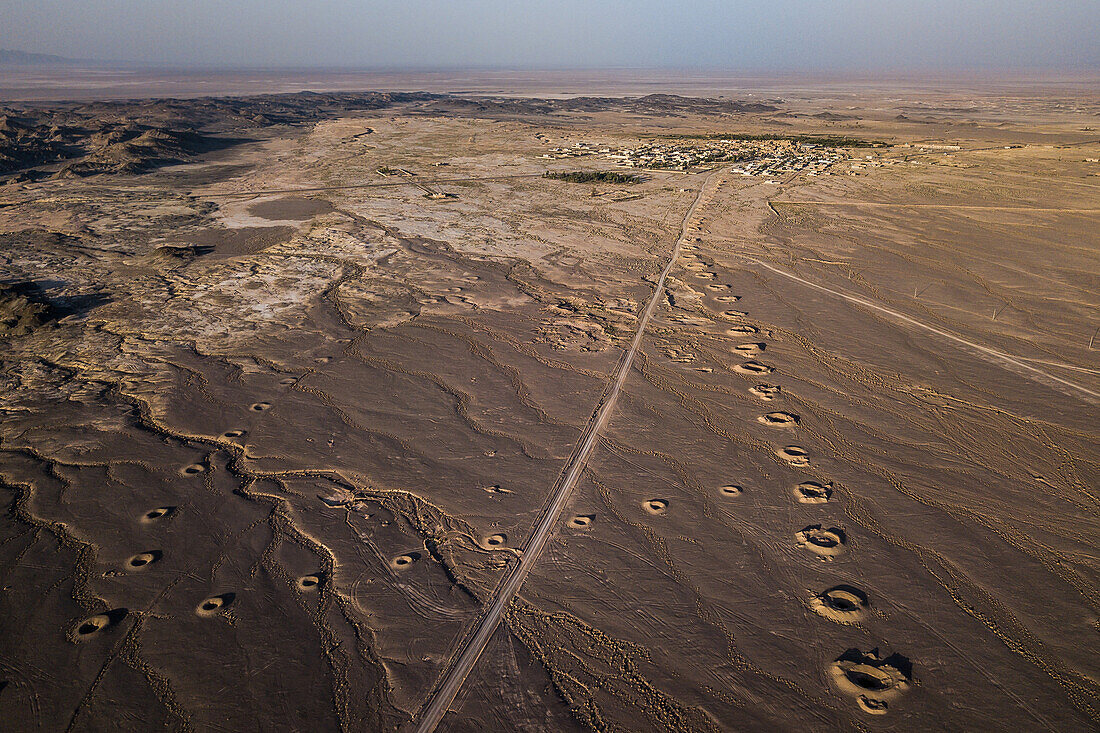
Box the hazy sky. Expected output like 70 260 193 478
5 0 1099 70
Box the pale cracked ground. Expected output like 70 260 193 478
1 95 1098 732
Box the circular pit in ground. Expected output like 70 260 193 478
811 585 870 623
828 649 911 714
735 361 773 375
391 552 421 569
71 608 127 641
298 574 322 590
796 525 846 558
142 506 176 522
776 445 809 465
749 384 780 400
794 481 832 503
733 342 765 356
127 551 162 569
759 411 799 427
196 593 236 617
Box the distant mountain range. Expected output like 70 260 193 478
0 49 87 66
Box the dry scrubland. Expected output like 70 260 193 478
0 84 1098 731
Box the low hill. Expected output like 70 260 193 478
0 49 82 66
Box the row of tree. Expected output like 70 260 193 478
543 170 643 184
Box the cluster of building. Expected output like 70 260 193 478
604 141 748 170
844 156 896 175
730 146 848 178
539 142 607 159
539 138 852 176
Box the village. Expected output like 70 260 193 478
540 136 854 176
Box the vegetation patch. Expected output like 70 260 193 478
544 170 643 184
660 133 886 148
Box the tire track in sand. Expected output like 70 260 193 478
740 257 1100 403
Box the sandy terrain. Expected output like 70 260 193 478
0 83 1097 731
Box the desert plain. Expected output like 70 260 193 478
0 74 1098 731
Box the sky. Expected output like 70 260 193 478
3 0 1099 71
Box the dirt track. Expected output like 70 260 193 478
412 171 719 732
